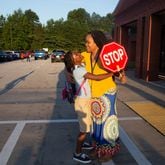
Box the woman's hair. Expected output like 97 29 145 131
87 30 108 51
63 51 74 73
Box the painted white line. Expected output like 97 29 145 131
119 126 152 165
119 117 142 121
0 119 78 124
0 117 143 165
0 117 141 125
0 122 25 165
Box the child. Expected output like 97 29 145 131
64 51 114 164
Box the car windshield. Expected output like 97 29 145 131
35 51 45 53
53 50 65 55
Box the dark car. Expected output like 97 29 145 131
13 50 21 59
51 50 65 62
0 50 8 62
4 51 18 60
34 50 48 60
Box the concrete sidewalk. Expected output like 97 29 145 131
117 69 165 136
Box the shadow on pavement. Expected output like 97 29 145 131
0 71 34 95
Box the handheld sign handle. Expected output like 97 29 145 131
116 65 120 72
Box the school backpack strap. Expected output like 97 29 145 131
61 79 86 104
75 79 86 96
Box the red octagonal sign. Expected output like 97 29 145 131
100 42 128 73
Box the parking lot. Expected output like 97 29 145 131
0 58 164 165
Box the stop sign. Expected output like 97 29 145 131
100 42 128 72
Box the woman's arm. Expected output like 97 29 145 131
84 72 113 81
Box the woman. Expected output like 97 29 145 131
82 30 126 159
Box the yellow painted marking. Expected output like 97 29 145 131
125 101 165 135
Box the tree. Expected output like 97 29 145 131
89 12 102 30
2 10 25 50
2 9 42 50
0 8 115 51
62 20 89 51
0 15 6 49
67 8 90 24
31 24 45 49
101 13 114 34
23 9 41 49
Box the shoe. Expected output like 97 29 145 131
73 153 91 164
82 142 93 150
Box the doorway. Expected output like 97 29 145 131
159 25 165 77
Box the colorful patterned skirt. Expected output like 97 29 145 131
90 88 120 159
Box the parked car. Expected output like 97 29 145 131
34 50 48 60
13 50 21 59
51 50 65 62
20 51 26 59
0 50 8 62
4 50 18 60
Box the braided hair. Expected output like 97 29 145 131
63 51 75 73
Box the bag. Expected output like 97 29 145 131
62 82 75 104
62 79 86 104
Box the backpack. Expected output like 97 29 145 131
62 82 76 104
62 79 86 104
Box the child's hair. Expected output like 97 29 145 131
63 51 74 73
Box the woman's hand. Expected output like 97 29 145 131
114 69 127 84
119 70 127 84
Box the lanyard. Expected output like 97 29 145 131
90 52 99 74
90 52 99 97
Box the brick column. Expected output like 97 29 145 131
143 15 161 81
120 26 129 69
114 25 122 43
149 15 161 80
136 17 144 78
142 15 152 81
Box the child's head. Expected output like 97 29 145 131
64 51 83 73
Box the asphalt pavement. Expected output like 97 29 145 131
0 60 164 165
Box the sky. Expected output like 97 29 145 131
0 0 119 25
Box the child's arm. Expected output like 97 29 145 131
84 72 113 81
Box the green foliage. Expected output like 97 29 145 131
0 15 6 49
0 8 115 51
67 8 90 24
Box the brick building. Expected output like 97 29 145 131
113 0 165 81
